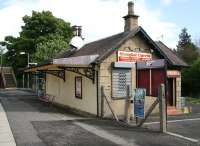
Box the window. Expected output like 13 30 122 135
75 76 82 99
112 69 131 99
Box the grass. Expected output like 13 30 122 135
186 97 200 104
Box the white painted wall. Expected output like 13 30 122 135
46 71 97 115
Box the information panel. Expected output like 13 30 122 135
112 69 131 98
134 88 146 119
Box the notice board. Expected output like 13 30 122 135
134 88 146 119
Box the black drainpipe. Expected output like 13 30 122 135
96 69 99 117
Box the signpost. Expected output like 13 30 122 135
134 88 146 119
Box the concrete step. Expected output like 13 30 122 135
4 74 16 88
167 106 183 116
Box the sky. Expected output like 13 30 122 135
0 0 199 49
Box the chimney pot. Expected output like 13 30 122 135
72 25 82 37
128 1 134 15
77 26 82 37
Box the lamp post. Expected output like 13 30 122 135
0 45 5 71
20 52 30 88
20 52 37 89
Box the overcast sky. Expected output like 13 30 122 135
0 0 199 49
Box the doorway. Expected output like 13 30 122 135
0 73 4 88
167 78 174 106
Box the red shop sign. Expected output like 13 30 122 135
117 51 152 62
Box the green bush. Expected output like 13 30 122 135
182 58 200 97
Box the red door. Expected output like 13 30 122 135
151 69 165 97
137 69 150 95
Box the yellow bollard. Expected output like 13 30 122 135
189 106 192 113
183 107 189 114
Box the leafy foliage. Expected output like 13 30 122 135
1 10 73 70
34 34 68 63
176 28 199 64
176 28 200 97
182 58 200 97
186 97 200 104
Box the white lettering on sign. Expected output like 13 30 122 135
167 70 180 77
146 61 154 66
117 51 152 62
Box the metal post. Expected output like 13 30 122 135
159 84 167 133
35 73 37 92
1 50 2 68
0 46 4 71
101 86 119 121
27 73 30 88
125 85 131 123
101 86 105 118
22 74 24 88
27 53 30 89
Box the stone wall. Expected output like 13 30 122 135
99 34 159 118
176 73 182 105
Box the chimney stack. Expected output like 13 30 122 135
123 1 139 32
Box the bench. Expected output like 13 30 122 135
39 94 55 104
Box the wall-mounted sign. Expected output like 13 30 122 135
112 62 135 69
167 70 180 78
137 59 166 69
117 51 152 62
134 88 146 119
75 76 82 99
112 69 131 98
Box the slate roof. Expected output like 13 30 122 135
71 31 128 57
55 27 141 61
31 26 188 68
58 27 141 63
155 41 188 67
64 26 187 67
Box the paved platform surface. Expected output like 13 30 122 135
0 103 16 146
0 89 198 146
145 113 200 143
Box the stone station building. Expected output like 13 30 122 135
26 1 187 118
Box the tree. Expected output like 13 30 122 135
178 28 200 97
20 11 73 53
34 34 69 63
182 58 200 97
195 39 200 53
1 10 73 70
176 28 199 64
